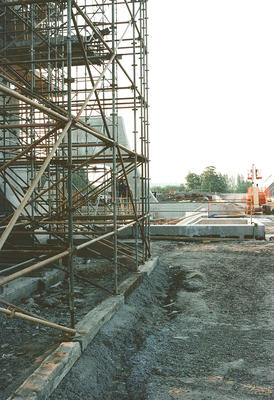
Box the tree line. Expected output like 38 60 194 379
151 166 251 194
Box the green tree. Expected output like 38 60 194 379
162 184 185 193
186 172 201 190
200 166 229 193
151 184 186 193
179 183 186 192
235 174 251 193
150 185 163 193
224 175 236 192
153 169 249 195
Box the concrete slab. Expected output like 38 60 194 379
41 269 65 290
0 269 65 303
0 277 40 303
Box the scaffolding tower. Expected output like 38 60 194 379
0 0 150 331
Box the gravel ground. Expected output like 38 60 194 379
51 219 274 399
144 239 274 400
1 216 274 399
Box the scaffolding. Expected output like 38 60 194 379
0 0 150 331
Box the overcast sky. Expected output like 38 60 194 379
147 0 274 186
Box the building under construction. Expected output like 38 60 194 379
0 0 150 330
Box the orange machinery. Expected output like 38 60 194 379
245 186 266 214
245 165 274 214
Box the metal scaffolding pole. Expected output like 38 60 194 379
0 0 150 335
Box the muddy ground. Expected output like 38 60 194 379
1 216 274 399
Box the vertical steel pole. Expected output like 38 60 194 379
144 0 150 259
47 3 52 225
2 5 7 217
67 0 75 328
139 0 145 260
112 0 118 294
132 0 139 268
30 4 35 246
54 2 59 223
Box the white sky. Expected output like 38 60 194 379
147 0 274 186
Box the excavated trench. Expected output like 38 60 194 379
49 260 170 400
50 238 274 400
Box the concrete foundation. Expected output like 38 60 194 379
150 218 265 240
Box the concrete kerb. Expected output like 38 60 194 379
138 256 159 276
117 256 159 298
7 256 159 400
117 273 143 298
75 295 124 351
8 342 82 400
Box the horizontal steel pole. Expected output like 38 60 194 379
0 307 76 335
73 0 142 100
0 250 70 287
0 249 64 254
0 83 145 160
0 298 45 320
0 222 28 230
0 83 67 122
33 215 137 223
26 146 108 206
0 0 57 6
76 230 118 251
0 217 147 285
0 125 59 172
76 216 147 251
0 255 46 276
0 123 56 129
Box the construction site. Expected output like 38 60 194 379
0 1 274 399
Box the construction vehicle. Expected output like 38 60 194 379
245 165 274 214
